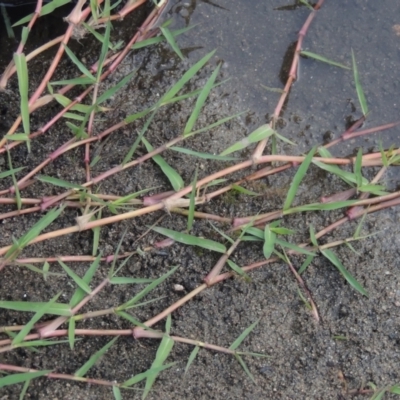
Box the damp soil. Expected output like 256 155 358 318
1 1 400 399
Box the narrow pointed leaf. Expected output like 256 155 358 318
220 125 275 156
263 226 276 259
354 148 363 188
298 254 315 274
301 51 350 69
321 249 368 296
12 292 62 345
75 337 119 377
112 386 122 400
58 260 91 294
97 70 136 105
235 354 256 384
0 166 25 179
183 64 220 135
227 259 251 281
283 146 316 210
0 370 52 388
119 266 178 309
36 175 86 190
141 137 184 191
185 345 200 375
69 254 101 307
63 44 95 81
143 335 174 399
210 222 234 244
68 318 75 350
351 50 368 116
231 184 259 196
122 363 176 387
5 206 64 260
275 238 315 256
151 226 226 253
187 168 198 231
170 146 239 161
14 54 30 145
160 26 185 60
110 277 154 284
161 50 216 104
229 319 260 350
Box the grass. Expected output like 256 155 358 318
1 0 400 398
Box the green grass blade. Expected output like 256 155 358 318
160 26 185 60
231 184 259 196
274 131 296 146
141 137 184 191
122 363 176 387
312 160 364 186
63 44 95 81
0 166 25 179
96 15 111 80
13 0 70 26
283 146 316 211
390 384 400 394
36 175 86 190
51 77 95 86
58 259 92 294
263 225 276 259
351 49 368 116
75 337 119 377
6 150 21 211
161 50 216 104
285 200 357 214
110 277 154 284
151 226 226 254
301 51 350 69
118 266 178 310
69 254 101 307
96 70 135 105
170 146 239 161
299 0 313 10
226 259 251 281
0 370 52 388
132 24 196 49
185 345 200 375
187 168 198 231
5 206 64 260
165 314 172 335
123 110 156 164
92 211 101 256
245 227 264 240
234 354 256 384
0 300 71 316
275 238 315 256
309 225 318 247
298 254 315 274
112 386 122 400
13 53 30 151
12 292 62 345
183 64 221 135
229 319 260 351
220 125 275 156
354 148 363 188
68 318 75 350
321 249 368 296
209 222 234 244
19 377 30 400
143 334 175 399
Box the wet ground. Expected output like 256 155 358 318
0 0 400 399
